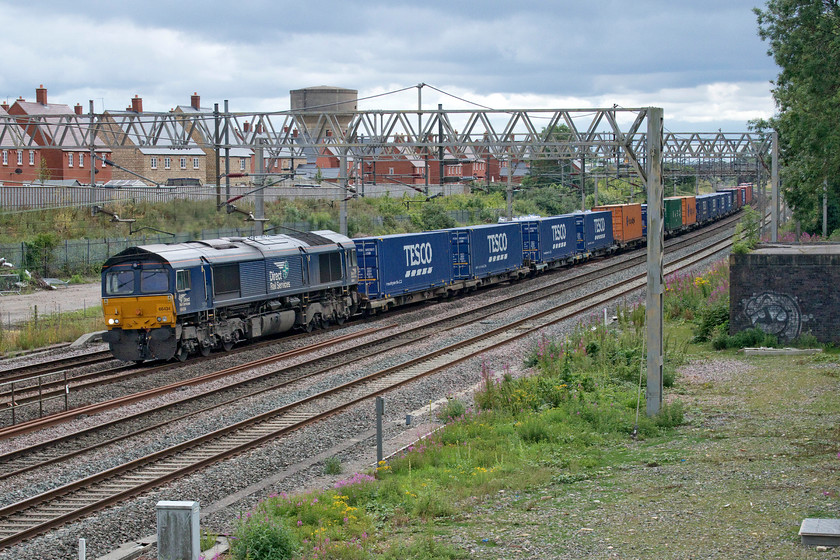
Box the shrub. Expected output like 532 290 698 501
694 300 730 342
712 327 778 350
230 515 297 560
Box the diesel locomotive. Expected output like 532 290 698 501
101 230 360 362
101 188 750 363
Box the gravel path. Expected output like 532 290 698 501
0 283 101 326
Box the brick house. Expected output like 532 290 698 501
174 93 254 186
0 105 42 185
6 85 112 185
102 95 205 186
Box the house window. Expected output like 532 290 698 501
102 154 107 167
16 150 22 165
193 157 199 169
388 167 394 175
164 157 171 170
68 153 74 167
29 151 34 165
240 158 246 171
79 153 84 168
179 157 186 170
1 151 7 165
151 157 158 170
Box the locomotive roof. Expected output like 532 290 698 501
103 230 352 269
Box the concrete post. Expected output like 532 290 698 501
375 396 385 464
645 107 664 417
156 500 200 560
771 131 779 242
255 139 265 236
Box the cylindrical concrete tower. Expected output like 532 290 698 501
290 86 358 140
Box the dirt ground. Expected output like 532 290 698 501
0 282 101 325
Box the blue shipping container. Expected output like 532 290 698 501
695 194 712 223
710 193 723 219
718 190 733 213
354 231 452 299
574 211 614 253
519 215 577 264
448 223 523 280
641 204 648 237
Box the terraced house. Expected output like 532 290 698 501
4 85 112 185
101 95 206 186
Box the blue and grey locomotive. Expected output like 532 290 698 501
101 230 360 362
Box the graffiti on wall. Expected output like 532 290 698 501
740 291 803 341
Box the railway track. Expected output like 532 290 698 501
0 212 738 426
0 212 735 442
0 350 115 383
0 230 735 550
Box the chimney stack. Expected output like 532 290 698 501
0 101 8 111
293 128 298 138
74 104 83 115
243 121 251 133
36 85 47 105
191 92 200 110
131 95 143 113
256 123 263 134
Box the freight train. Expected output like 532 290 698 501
100 187 751 363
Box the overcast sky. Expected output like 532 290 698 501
1 1 778 132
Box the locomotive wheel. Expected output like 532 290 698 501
336 313 345 326
199 345 211 357
175 345 189 362
223 340 234 352
305 318 315 333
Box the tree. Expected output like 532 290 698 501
755 0 840 234
37 157 51 184
522 124 577 189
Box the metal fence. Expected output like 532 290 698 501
0 225 308 277
0 182 472 211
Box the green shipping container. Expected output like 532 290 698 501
664 198 683 232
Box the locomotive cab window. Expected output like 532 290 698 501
318 252 342 283
176 269 191 291
140 269 169 293
106 270 135 295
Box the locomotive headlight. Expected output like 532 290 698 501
108 318 114 325
156 317 163 323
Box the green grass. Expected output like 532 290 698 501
227 258 840 558
0 306 103 355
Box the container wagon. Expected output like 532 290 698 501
574 210 614 255
663 198 684 233
674 196 697 227
591 203 643 247
354 231 452 312
519 214 578 271
447 222 526 287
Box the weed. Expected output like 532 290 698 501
437 397 466 423
324 456 342 475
